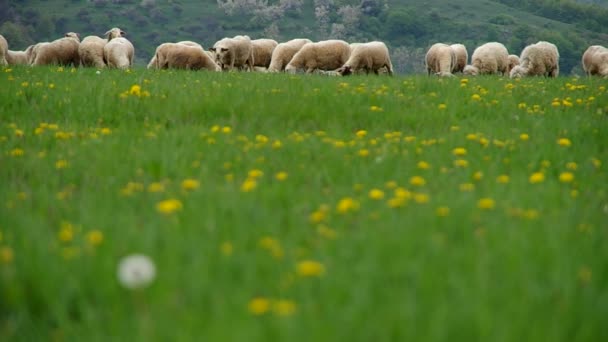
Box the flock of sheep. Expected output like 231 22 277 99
1 28 607 78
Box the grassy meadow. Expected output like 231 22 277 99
1 66 607 341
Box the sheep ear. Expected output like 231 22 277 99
210 47 216 52
221 48 228 52
120 31 126 36
104 30 111 38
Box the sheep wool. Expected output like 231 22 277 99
151 42 220 71
463 42 509 76
337 41 393 76
79 36 108 68
285 39 351 74
251 38 278 69
507 54 520 74
582 45 608 77
425 43 456 77
31 32 81 67
211 35 254 71
0 35 7 65
450 44 468 73
104 37 134 69
267 38 312 72
510 41 559 78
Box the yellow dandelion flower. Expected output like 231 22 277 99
460 183 475 192
147 182 165 193
559 172 574 183
529 172 545 184
220 241 233 256
156 198 183 215
336 197 359 214
473 171 483 181
413 193 429 204
241 178 257 192
566 162 577 170
551 100 561 107
222 126 231 134
309 209 327 224
275 171 288 181
496 175 510 184
466 133 478 140
248 169 264 179
409 176 426 187
296 260 325 277
358 149 370 157
100 127 112 135
520 133 529 141
591 158 601 169
385 180 398 189
356 130 367 138
477 198 495 210
394 187 411 199
417 161 430 169
273 299 297 316
0 246 13 264
557 138 571 147
368 188 385 200
58 222 74 242
181 179 200 191
272 140 282 149
436 206 450 217
86 230 104 246
523 209 539 220
437 103 447 110
55 159 69 169
387 197 405 208
248 297 271 315
129 84 141 96
370 105 383 112
471 94 481 101
454 159 469 168
10 148 24 157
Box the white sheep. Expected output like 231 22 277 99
510 41 559 78
450 44 468 73
463 42 509 76
147 41 205 69
425 43 456 77
285 39 351 74
337 41 393 76
582 45 608 77
267 38 312 72
31 32 81 67
507 54 520 74
251 38 278 69
0 35 7 65
149 42 220 71
79 36 109 68
210 35 254 71
103 29 134 69
6 49 30 65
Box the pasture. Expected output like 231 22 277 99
1 66 607 341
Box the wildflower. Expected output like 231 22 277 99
417 161 430 170
222 126 231 134
473 171 483 181
258 236 283 259
454 159 469 168
336 197 359 214
248 297 271 315
559 172 574 183
248 169 264 179
566 162 577 171
591 158 601 169
496 175 510 184
10 148 24 157
387 197 406 208
460 183 475 192
436 206 450 217
309 207 328 224
413 193 429 204
385 181 398 189
86 230 104 246
55 159 69 169
356 130 367 138
368 188 385 200
317 225 338 239
275 172 288 181
520 133 529 141
409 176 426 187
58 222 74 242
557 138 571 147
148 182 165 193
477 198 495 210
452 147 467 156
129 84 141 96
529 172 545 184
117 254 156 289
156 198 183 215
181 179 200 191
272 140 282 149
437 103 447 110
273 299 297 316
471 94 481 101
220 242 233 256
241 179 257 192
296 260 325 277
370 105 382 112
358 149 370 157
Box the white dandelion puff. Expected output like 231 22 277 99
117 254 156 289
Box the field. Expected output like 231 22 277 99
1 66 607 341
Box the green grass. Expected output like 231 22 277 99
1 66 607 341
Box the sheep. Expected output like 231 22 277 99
149 42 220 71
147 41 206 69
582 45 608 77
79 36 108 68
425 43 456 77
463 42 509 76
251 38 278 69
31 32 81 67
0 34 7 65
267 38 312 72
103 29 134 69
507 54 520 74
336 41 393 76
210 35 254 71
6 49 30 65
510 41 559 78
450 44 468 73
285 39 351 74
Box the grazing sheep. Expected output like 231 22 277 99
507 54 520 74
0 34 7 65
285 39 351 74
463 42 509 76
6 49 30 65
337 41 393 76
582 45 608 77
450 44 468 73
149 42 220 71
425 43 456 77
147 41 205 69
251 38 278 69
103 31 134 69
510 41 559 78
79 36 108 68
267 38 312 72
210 35 254 71
31 32 81 67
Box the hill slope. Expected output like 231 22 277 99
1 0 607 74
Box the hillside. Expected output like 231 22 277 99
1 0 607 74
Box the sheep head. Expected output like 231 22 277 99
65 32 80 42
105 28 125 41
509 65 525 78
462 65 478 76
337 65 353 76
